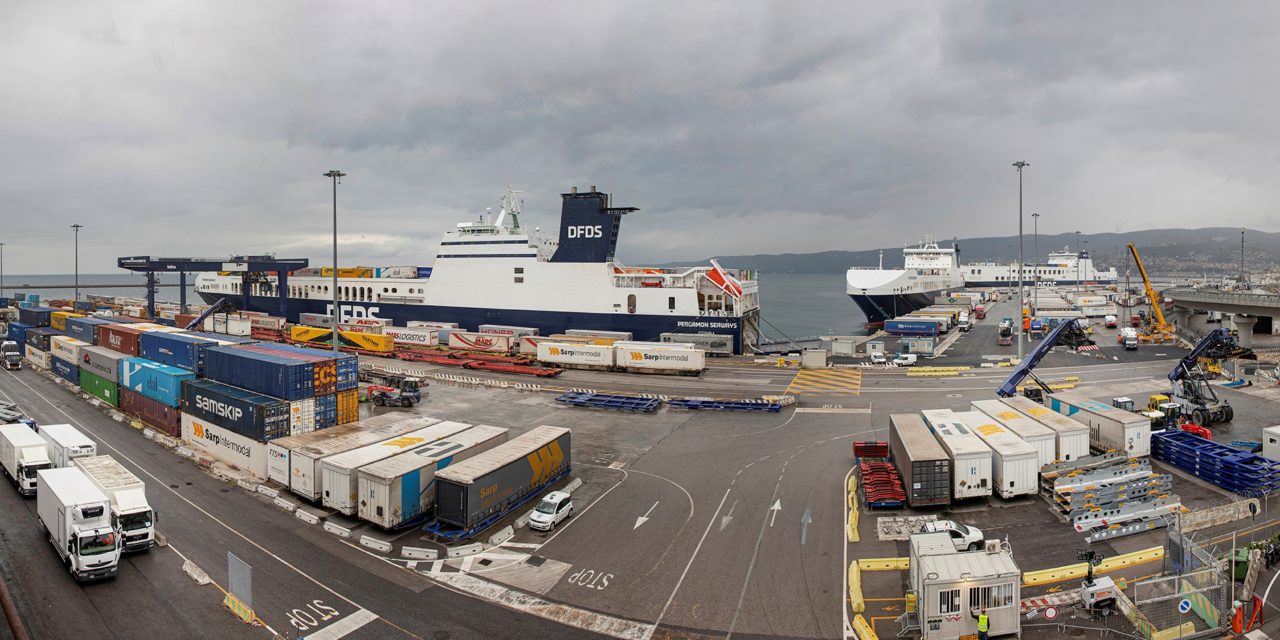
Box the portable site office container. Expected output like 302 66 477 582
920 409 993 499
267 414 442 501
970 399 1056 469
319 421 473 515
954 411 1038 499
909 532 1021 640
357 425 509 529
999 396 1090 462
1045 391 1150 457
888 414 951 507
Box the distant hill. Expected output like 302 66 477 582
655 227 1280 276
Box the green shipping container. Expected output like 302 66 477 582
80 369 119 407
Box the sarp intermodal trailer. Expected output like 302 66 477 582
320 421 474 515
435 425 571 533
920 409 993 499
267 414 442 501
954 411 1038 499
1045 391 1150 457
970 399 1056 469
357 425 509 529
999 396 1090 462
888 414 951 507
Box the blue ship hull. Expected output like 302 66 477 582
847 292 934 325
197 292 749 353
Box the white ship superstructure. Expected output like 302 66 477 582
845 238 965 325
962 248 1118 287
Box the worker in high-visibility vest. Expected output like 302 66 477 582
971 606 989 640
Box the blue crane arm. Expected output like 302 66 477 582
1168 328 1232 383
185 297 236 330
997 319 1081 397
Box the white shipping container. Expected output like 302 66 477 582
337 323 383 335
319 420 473 515
357 425 509 528
346 317 392 327
564 329 633 341
181 413 269 479
383 327 437 346
407 321 458 329
24 347 50 370
39 424 97 469
613 342 705 373
1263 426 1280 462
447 331 513 353
478 324 539 337
289 398 316 435
266 415 441 497
920 409 993 499
50 336 89 363
249 316 287 330
955 411 1039 499
1079 305 1116 318
971 399 1056 468
1045 391 1150 457
536 342 614 368
999 396 1091 462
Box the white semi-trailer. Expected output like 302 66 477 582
38 423 97 468
73 455 156 553
0 423 52 496
37 467 121 581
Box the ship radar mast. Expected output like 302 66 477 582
494 186 525 233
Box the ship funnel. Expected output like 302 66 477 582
571 186 578 194
590 185 597 192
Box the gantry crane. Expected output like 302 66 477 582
1126 243 1175 343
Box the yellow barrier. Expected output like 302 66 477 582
847 469 860 542
848 510 860 542
223 592 256 624
914 366 971 372
848 562 864 613
1152 622 1196 640
858 557 909 572
1023 546 1163 586
906 370 962 377
852 614 878 640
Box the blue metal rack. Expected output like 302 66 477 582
554 392 661 413
667 398 783 412
1152 431 1280 497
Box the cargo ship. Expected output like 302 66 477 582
961 247 1118 287
845 238 964 326
195 188 761 353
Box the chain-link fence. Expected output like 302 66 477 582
1122 527 1227 639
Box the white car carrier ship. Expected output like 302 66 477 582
196 187 761 353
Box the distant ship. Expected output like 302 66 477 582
845 238 964 326
961 248 1118 287
196 187 762 353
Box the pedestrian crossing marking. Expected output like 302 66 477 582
784 369 862 395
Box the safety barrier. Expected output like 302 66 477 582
255 484 279 499
851 614 878 640
360 535 392 553
846 471 860 542
323 521 352 538
488 525 514 546
905 370 962 377
295 509 320 525
223 592 256 625
447 543 485 559
1022 546 1163 586
402 546 439 561
272 496 296 513
857 557 909 572
848 562 864 613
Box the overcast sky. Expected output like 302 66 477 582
2 2 1278 274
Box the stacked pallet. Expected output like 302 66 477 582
859 461 907 509
1152 431 1280 497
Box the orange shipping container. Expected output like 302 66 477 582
337 389 359 425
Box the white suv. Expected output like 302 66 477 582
529 491 573 532
920 520 985 552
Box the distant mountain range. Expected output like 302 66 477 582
656 227 1280 276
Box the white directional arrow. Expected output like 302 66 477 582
720 500 738 531
634 500 659 530
768 499 782 527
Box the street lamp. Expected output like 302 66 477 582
0 242 5 300
1013 161 1029 361
323 170 346 353
1074 231 1082 296
71 224 83 308
1031 212 1039 315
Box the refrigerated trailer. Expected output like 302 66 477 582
999 396 1090 462
39 423 97 468
37 467 121 581
320 420 474 515
434 426 571 536
0 423 52 496
1045 391 1151 457
955 411 1038 499
970 399 1056 469
267 414 440 501
888 414 952 507
920 409 993 499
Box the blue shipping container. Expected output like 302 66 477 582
17 302 32 309
18 306 53 327
120 358 195 408
7 322 31 354
25 327 64 351
250 342 358 391
180 379 290 441
203 346 314 401
314 393 337 429
884 319 941 337
50 356 80 384
185 331 256 345
139 331 215 373
65 317 111 344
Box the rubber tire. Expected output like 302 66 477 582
1224 406 1234 423
968 543 981 551
374 397 385 407
401 398 412 408
1193 409 1208 426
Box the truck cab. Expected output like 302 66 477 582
0 424 52 496
37 468 121 582
1 340 20 370
74 455 156 552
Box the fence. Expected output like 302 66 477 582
1122 527 1227 639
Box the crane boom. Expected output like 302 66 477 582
185 297 236 330
996 319 1094 396
1127 242 1167 327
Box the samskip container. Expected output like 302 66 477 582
119 388 180 437
50 356 80 384
180 379 290 442
320 420 473 515
79 346 126 383
203 346 314 401
435 425 571 530
80 370 119 407
119 358 195 408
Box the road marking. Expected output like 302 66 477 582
302 608 378 640
719 500 737 531
795 407 871 414
635 501 659 530
801 509 812 545
784 369 862 396
649 486 732 639
768 499 782 527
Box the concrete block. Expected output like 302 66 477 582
236 479 257 492
112 413 125 422
295 509 320 525
183 559 211 585
402 546 439 560
488 525 514 546
564 477 583 493
154 531 168 547
273 496 297 512
175 446 194 459
255 484 279 499
142 428 156 440
446 543 484 559
324 521 352 538
360 535 392 553
514 511 533 529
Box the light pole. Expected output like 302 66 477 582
324 170 346 353
1013 161 1029 361
1074 230 1081 296
0 242 5 300
71 224 83 308
1031 212 1039 315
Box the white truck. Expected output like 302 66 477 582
0 423 53 496
1 340 20 370
37 467 121 581
1120 327 1139 350
39 423 97 468
73 455 156 552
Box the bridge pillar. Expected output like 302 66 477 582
1231 314 1257 348
1166 306 1190 329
